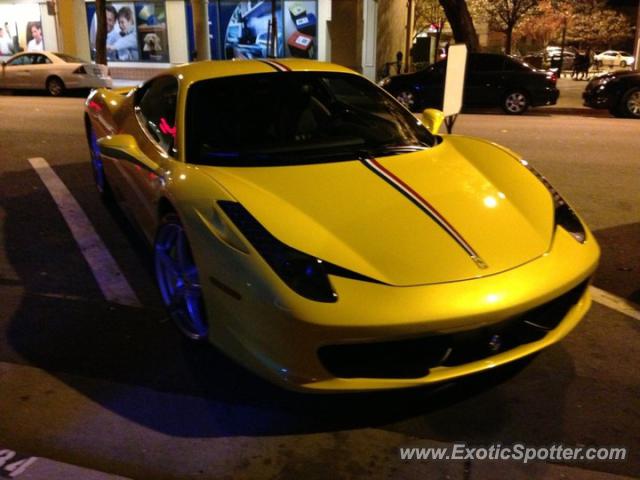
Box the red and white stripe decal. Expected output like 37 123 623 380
260 59 291 72
361 157 487 269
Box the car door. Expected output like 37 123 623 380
414 61 446 109
122 75 179 237
464 54 505 107
0 54 33 88
602 51 615 66
27 53 53 89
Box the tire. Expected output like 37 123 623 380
502 90 529 115
396 90 417 111
85 121 114 203
155 213 208 341
620 60 627 68
620 87 640 119
46 76 65 97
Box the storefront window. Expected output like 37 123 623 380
218 1 284 59
0 4 43 57
283 1 317 59
86 2 170 63
185 1 318 61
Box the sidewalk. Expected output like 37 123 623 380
108 68 605 116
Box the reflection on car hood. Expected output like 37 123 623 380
594 70 639 81
202 136 555 286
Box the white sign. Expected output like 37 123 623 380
443 44 468 117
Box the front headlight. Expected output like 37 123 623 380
218 201 380 302
519 160 586 243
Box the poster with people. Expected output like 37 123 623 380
0 4 42 57
87 1 168 63
26 21 44 52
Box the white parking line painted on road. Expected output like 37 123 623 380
28 157 141 308
590 286 640 321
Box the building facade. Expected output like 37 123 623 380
0 0 381 80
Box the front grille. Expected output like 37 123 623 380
318 280 589 379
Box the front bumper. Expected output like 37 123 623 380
532 86 560 107
583 88 614 109
192 217 599 392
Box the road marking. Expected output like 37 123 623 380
590 286 640 321
28 157 141 308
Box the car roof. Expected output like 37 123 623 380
165 59 356 86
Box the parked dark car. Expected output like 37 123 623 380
583 70 640 118
378 53 559 114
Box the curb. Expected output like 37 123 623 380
530 106 611 117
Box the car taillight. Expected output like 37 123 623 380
73 66 86 74
548 72 557 84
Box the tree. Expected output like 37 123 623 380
94 0 107 65
414 0 448 61
566 1 633 49
514 0 572 47
472 0 539 54
438 0 480 52
414 0 447 40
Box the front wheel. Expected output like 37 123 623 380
620 88 640 119
396 90 417 111
46 76 65 96
620 60 627 68
155 214 208 341
502 91 529 115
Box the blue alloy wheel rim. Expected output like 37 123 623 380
155 222 207 340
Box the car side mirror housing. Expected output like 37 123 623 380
98 134 160 174
422 108 445 134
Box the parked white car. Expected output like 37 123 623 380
0 51 112 96
594 50 634 68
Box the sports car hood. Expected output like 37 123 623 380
203 136 555 286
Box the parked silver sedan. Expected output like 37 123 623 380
0 51 112 96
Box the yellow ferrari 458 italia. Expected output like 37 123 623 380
84 59 599 392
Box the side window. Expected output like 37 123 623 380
32 54 51 65
469 55 505 72
503 58 528 72
7 55 28 66
135 76 178 155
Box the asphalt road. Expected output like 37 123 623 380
0 94 638 480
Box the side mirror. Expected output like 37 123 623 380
421 108 445 134
98 134 160 174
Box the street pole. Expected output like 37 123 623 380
404 0 414 73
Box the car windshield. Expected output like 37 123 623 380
54 53 86 63
185 72 435 166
